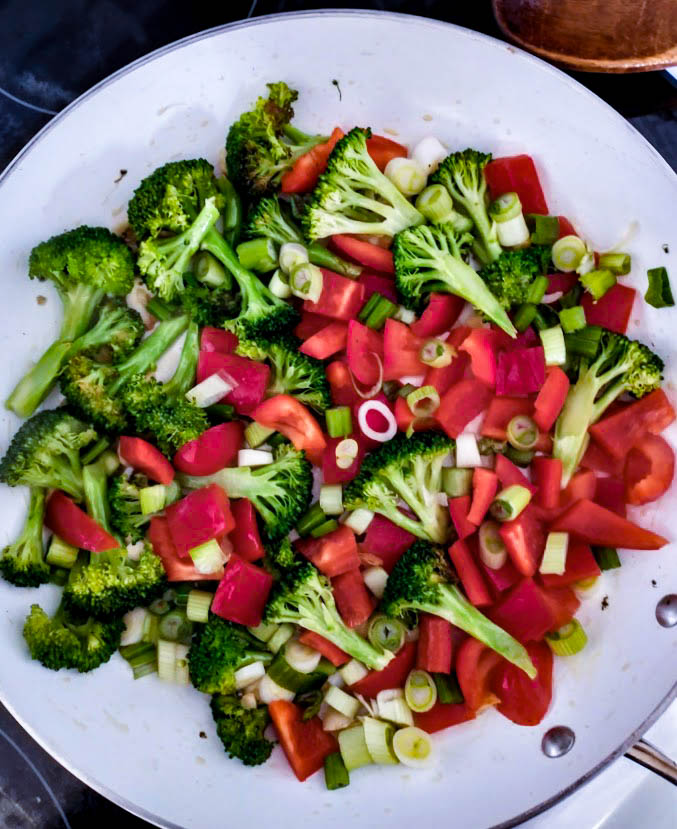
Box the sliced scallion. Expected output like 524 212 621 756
341 508 374 535
420 339 454 368
188 538 224 575
580 268 616 301
186 589 213 623
645 266 675 309
244 421 275 448
376 688 414 726
559 305 586 333
158 609 192 643
552 235 587 272
415 184 456 224
266 623 295 654
339 659 369 686
324 685 360 719
326 406 353 438
248 621 279 643
442 467 473 497
358 292 398 330
392 726 435 768
194 251 227 286
490 484 532 522
119 642 157 680
514 303 537 333
406 385 440 417
46 535 78 569
335 438 359 469
539 532 569 575
405 670 437 713
324 752 350 791
564 324 603 359
384 156 427 197
269 269 292 298
504 446 535 466
489 192 522 223
338 724 373 771
278 242 309 275
528 214 560 246
593 546 621 571
478 520 508 570
546 619 588 656
290 262 323 302
297 503 327 536
506 414 539 451
362 716 399 765
539 325 566 366
598 252 631 275
139 484 166 516
433 672 464 704
368 615 406 653
363 566 389 599
319 484 343 516
236 238 278 273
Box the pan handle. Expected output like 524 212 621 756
625 738 677 786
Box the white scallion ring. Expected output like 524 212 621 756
357 400 397 443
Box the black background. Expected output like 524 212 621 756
0 2 675 827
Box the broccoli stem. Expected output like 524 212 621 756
59 284 106 341
308 243 362 279
216 176 243 247
282 123 326 149
164 321 199 398
82 455 114 536
5 341 73 418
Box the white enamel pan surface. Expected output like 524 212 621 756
0 11 675 829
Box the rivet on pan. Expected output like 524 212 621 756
655 594 677 628
542 726 575 758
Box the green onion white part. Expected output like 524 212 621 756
552 235 587 272
415 184 457 224
411 137 447 175
269 269 292 298
338 724 373 771
368 615 406 653
46 535 78 569
478 520 508 569
139 484 166 515
598 252 631 275
285 639 322 673
506 415 539 451
188 538 225 574
322 709 355 732
258 672 295 703
420 339 454 368
363 566 389 599
406 385 440 417
320 484 343 515
392 726 435 768
157 640 190 685
539 532 569 575
234 661 267 690
540 325 566 366
442 467 473 497
266 623 295 654
278 242 309 274
394 305 417 324
342 508 374 534
335 438 359 469
339 659 369 685
489 192 530 248
405 669 437 713
362 717 399 764
121 607 152 647
244 421 275 448
194 251 227 287
376 688 414 726
237 448 274 467
455 433 482 468
325 686 361 719
290 262 323 302
580 268 616 301
384 156 427 196
186 589 213 623
490 484 532 522
186 372 235 407
248 621 279 642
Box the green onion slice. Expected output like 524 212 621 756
290 262 323 302
580 268 616 301
406 385 440 417
506 414 539 450
362 716 399 765
490 484 532 522
335 438 359 469
552 235 586 272
489 192 522 223
539 325 566 366
326 406 353 438
368 615 406 653
405 669 438 713
186 589 213 624
442 467 473 498
593 546 621 571
392 726 435 768
546 619 588 656
478 520 508 570
433 672 464 704
324 752 350 790
559 305 586 334
420 339 455 368
415 184 456 224
598 252 631 275
338 724 373 772
645 266 675 309
528 214 560 245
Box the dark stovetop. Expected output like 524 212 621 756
0 3 675 828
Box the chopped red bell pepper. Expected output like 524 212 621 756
298 631 350 667
489 578 557 641
461 328 500 388
455 637 502 710
394 395 436 434
196 351 269 415
448 496 476 540
413 702 475 734
299 322 348 360
547 272 579 294
358 271 398 303
495 454 538 495
532 457 562 509
118 436 175 485
449 538 492 607
424 351 470 397
539 584 580 631
594 476 626 517
494 641 553 726
330 234 395 274
253 395 327 466
304 269 365 321
268 700 337 782
331 568 375 628
322 434 367 484
539 540 600 587
165 484 234 558
411 293 465 338
581 283 635 334
557 216 577 237
148 517 223 582
346 320 384 385
366 134 408 171
228 499 264 562
484 154 549 215
496 347 545 397
499 506 545 576
326 361 361 408
294 311 335 341
212 554 273 628
361 513 415 572
467 468 499 525
199 327 238 354
296 525 360 578
173 422 244 476
479 558 521 598
624 433 675 505
280 126 344 194
561 468 597 505
550 499 667 549
416 614 453 673
589 389 676 459
533 367 570 432
382 319 426 381
481 397 532 441
436 378 493 438
349 641 417 698
45 491 119 553
581 439 625 477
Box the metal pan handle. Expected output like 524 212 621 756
625 739 677 786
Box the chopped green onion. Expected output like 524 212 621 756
540 532 569 575
513 303 537 332
206 403 236 421
139 484 166 515
526 275 549 305
278 242 309 274
149 598 171 616
559 305 586 333
146 297 174 321
194 251 227 286
186 589 212 623
384 156 427 197
420 339 454 368
398 383 418 398
320 484 343 516
81 436 112 466
46 535 78 569
324 685 360 719
559 283 583 309
528 214 560 245
339 659 369 686
362 716 399 765
552 235 587 272
285 639 322 674
338 724 373 771
645 266 675 309
244 421 275 448
342 508 374 535
546 619 588 656
564 324 603 359
376 689 414 726
120 607 151 646
478 437 507 456
405 670 437 713
269 268 292 298
394 306 417 324
120 642 157 680
433 672 464 704
158 609 192 643
363 566 389 599
598 252 631 275
186 372 235 408
324 752 350 790
539 325 566 366
392 726 435 768
478 520 508 570
406 385 440 417
188 538 224 575
267 623 294 654
234 661 266 690
489 192 522 223
157 640 190 684
297 503 327 536
290 262 323 302
506 414 539 450
415 184 456 224
504 446 535 466
248 621 279 643
491 195 530 247
490 484 532 522
442 467 473 497
368 615 406 653
335 438 359 469
580 268 616 301
593 546 621 570
267 652 327 693
310 519 340 538
326 406 353 438
236 238 278 273
358 292 397 329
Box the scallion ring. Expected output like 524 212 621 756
357 400 397 443
420 339 455 368
478 520 508 570
506 414 539 451
289 262 323 302
367 615 406 653
406 385 440 418
335 438 359 469
552 235 587 272
404 669 437 713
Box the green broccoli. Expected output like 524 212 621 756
178 443 312 542
302 128 423 240
161 273 241 329
479 246 553 309
264 560 392 670
23 599 124 672
263 536 298 578
381 540 536 678
0 410 97 500
0 487 49 587
225 81 326 200
6 226 136 418
108 472 178 543
236 333 331 411
393 223 516 337
343 432 453 544
189 615 272 695
210 694 274 766
245 196 362 278
554 330 663 486
430 149 502 266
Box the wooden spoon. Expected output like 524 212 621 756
493 0 677 73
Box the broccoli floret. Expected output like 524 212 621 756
23 600 124 673
236 334 331 411
302 128 423 240
210 694 274 766
6 227 136 418
430 149 501 266
264 560 391 670
393 223 516 337
0 410 97 499
343 432 453 544
381 540 536 678
479 246 553 309
178 444 312 542
263 536 298 578
225 81 325 200
554 330 663 485
108 473 150 543
245 197 362 278
166 273 241 329
189 615 272 695
0 487 49 587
